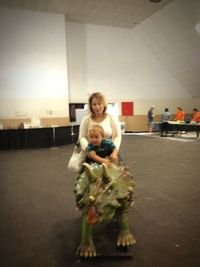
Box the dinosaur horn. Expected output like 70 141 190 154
102 163 112 183
83 163 97 183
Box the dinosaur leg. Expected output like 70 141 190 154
76 212 96 257
117 202 136 247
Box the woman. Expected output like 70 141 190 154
78 92 121 155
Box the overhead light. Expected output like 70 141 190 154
150 0 162 3
195 23 200 34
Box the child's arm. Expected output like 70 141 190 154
87 151 111 166
109 148 119 161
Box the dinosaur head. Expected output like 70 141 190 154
74 162 135 224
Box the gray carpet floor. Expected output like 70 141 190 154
0 135 200 267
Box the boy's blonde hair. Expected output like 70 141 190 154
89 125 105 138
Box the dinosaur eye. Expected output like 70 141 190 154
108 188 112 194
89 195 95 202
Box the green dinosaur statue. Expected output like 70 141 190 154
74 162 136 257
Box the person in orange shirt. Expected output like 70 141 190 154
176 107 185 122
191 108 200 123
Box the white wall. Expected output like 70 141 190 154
0 8 68 119
0 0 200 121
66 0 200 115
134 0 200 99
65 20 190 102
67 18 190 101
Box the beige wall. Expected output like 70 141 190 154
116 98 200 115
0 117 69 129
120 115 148 132
1 97 199 130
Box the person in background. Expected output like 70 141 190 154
175 107 185 122
191 108 200 123
147 105 155 133
78 92 121 154
86 125 118 166
174 107 186 136
160 108 171 137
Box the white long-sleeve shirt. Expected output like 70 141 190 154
78 113 121 151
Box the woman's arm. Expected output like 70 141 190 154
110 115 122 150
78 115 90 150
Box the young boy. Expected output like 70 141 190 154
86 125 119 166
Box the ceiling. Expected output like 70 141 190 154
0 0 175 29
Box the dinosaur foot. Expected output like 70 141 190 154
76 244 96 257
117 231 136 247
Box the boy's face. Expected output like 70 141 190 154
89 131 102 146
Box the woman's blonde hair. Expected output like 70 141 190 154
89 125 105 138
88 92 107 117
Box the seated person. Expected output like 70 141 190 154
86 125 119 167
176 107 185 122
191 108 200 123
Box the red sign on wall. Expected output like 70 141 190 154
121 102 134 116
